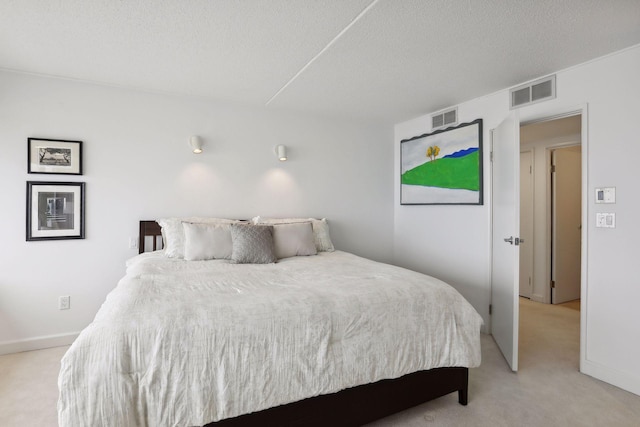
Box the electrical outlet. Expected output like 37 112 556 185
59 295 70 310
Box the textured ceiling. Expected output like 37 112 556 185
2 0 640 124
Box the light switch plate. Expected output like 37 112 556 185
596 213 616 228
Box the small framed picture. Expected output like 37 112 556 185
27 181 85 241
28 138 83 175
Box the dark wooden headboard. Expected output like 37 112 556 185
139 220 163 254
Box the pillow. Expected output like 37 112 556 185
272 222 317 259
230 224 277 264
158 217 238 258
182 222 233 261
311 218 335 252
251 216 306 225
252 216 334 252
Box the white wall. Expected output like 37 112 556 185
394 44 640 395
394 95 497 334
0 71 394 353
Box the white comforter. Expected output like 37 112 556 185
58 251 482 427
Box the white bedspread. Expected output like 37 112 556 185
58 251 482 427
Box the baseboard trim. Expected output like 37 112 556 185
582 359 640 397
0 332 79 355
530 294 546 303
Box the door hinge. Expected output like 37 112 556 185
489 304 492 315
550 280 556 289
490 151 493 162
550 164 556 173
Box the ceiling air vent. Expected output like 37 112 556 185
510 75 556 109
431 107 458 130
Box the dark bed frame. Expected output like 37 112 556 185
138 220 469 426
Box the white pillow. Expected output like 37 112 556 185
311 218 334 252
158 217 239 258
251 216 308 225
182 222 233 261
272 222 317 259
252 216 334 252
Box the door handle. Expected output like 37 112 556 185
503 237 523 245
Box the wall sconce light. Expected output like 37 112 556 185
189 136 203 154
275 144 287 161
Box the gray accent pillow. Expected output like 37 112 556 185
230 224 277 264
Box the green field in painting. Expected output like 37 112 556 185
402 151 479 190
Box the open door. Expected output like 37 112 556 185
491 113 521 371
551 146 582 304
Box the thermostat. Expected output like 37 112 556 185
595 187 615 204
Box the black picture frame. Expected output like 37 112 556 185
26 181 85 241
400 119 483 205
27 138 83 175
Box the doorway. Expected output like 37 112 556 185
519 115 582 305
491 108 588 374
518 115 582 370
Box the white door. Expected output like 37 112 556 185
552 146 582 304
491 113 520 371
519 151 534 299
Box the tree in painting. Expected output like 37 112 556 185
426 146 441 162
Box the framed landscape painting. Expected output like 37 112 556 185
28 138 83 175
400 119 483 205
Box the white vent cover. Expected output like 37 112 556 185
431 107 458 130
510 75 556 109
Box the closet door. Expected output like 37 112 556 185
551 146 582 304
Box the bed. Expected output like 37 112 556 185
58 219 482 426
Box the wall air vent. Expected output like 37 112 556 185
510 75 556 109
431 107 458 130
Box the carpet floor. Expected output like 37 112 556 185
1 298 638 426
